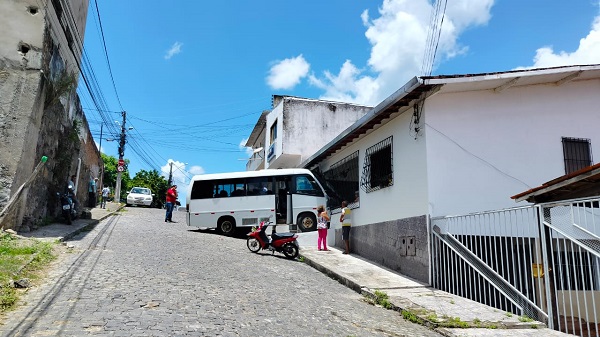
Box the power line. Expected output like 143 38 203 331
93 0 123 110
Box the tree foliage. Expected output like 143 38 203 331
101 153 130 199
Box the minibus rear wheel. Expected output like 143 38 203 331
218 217 236 236
297 213 317 232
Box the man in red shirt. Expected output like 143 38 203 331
165 185 178 222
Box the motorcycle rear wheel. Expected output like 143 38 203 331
246 237 261 253
282 242 299 259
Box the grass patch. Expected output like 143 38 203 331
0 233 57 311
298 256 305 262
426 313 439 323
441 316 470 328
373 290 393 309
402 309 424 324
519 315 534 323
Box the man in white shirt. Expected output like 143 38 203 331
101 185 110 209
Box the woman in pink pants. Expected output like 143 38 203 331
316 205 330 251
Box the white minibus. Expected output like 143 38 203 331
186 168 327 235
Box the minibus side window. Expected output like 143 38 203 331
191 181 214 200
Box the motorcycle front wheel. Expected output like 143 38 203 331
246 237 261 253
282 242 299 259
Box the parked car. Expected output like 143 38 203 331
126 187 154 207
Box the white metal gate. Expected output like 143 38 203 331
431 197 600 336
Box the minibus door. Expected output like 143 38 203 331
274 176 291 225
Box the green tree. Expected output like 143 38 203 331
101 153 131 200
130 169 168 208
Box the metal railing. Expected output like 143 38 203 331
431 197 600 336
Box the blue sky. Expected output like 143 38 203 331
81 0 600 202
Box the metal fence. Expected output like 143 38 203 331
431 197 600 336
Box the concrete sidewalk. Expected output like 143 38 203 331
19 202 123 242
299 246 574 337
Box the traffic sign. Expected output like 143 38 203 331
117 165 124 172
118 159 125 166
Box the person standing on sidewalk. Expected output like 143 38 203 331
165 185 178 223
316 205 330 251
100 185 110 209
88 177 98 208
340 200 352 254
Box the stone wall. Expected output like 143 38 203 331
334 215 430 283
0 18 101 232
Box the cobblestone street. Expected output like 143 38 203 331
0 207 441 336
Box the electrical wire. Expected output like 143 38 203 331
425 123 531 189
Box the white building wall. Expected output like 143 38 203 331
0 0 44 67
322 109 429 229
266 97 370 169
265 103 283 168
283 99 370 159
425 78 600 217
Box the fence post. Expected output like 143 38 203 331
538 205 558 329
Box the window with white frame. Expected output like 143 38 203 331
270 120 278 144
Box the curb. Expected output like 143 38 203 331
300 252 363 294
60 204 124 242
59 219 99 242
299 253 550 337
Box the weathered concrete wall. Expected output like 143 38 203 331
265 96 372 169
0 0 98 231
334 215 430 284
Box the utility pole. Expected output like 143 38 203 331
167 162 173 186
99 123 104 193
114 111 126 203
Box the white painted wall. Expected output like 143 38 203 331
265 97 371 169
425 78 600 217
0 0 44 66
283 99 371 159
322 109 429 230
265 103 283 168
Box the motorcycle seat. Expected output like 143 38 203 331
271 232 295 240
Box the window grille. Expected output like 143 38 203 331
322 151 359 210
562 137 592 174
361 136 393 193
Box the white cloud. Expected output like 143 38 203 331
266 54 310 90
161 160 204 188
161 159 204 206
164 42 183 60
239 137 253 157
526 16 600 68
188 165 205 175
308 0 495 105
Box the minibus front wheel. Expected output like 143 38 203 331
218 216 236 236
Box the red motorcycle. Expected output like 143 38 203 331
246 221 299 259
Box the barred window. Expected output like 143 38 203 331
361 136 393 193
323 151 359 210
562 137 592 174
